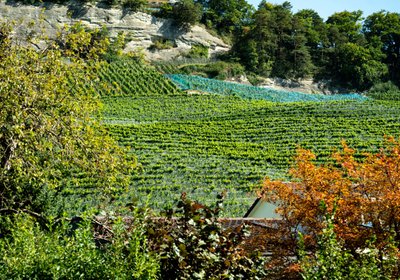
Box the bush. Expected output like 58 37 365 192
0 213 159 279
122 0 146 12
186 44 209 59
299 206 399 280
147 193 268 279
180 61 245 80
245 72 264 86
148 38 175 51
367 81 400 100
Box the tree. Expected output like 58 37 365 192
0 22 134 216
289 13 315 78
293 9 328 75
335 42 388 89
363 11 400 85
232 2 315 79
170 0 203 30
326 10 365 47
259 138 400 249
199 0 254 34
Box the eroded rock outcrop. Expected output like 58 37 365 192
0 1 230 60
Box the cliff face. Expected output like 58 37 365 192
0 1 229 60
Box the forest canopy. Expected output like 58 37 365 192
230 1 399 90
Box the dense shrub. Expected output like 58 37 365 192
0 213 159 279
147 193 268 279
185 44 209 59
299 207 399 280
366 81 400 101
180 61 245 80
122 0 146 12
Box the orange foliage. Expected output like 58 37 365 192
259 137 400 248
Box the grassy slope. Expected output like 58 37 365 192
90 58 400 216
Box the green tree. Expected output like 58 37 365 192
0 22 134 216
170 0 203 30
294 9 328 75
363 11 400 85
199 0 254 34
319 10 387 88
326 10 365 46
233 1 314 79
335 42 388 89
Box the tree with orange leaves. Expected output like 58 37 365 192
260 137 400 249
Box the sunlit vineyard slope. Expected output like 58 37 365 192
95 58 400 216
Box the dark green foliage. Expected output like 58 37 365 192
122 0 146 12
232 1 315 79
147 193 267 279
165 0 203 29
366 81 400 101
186 44 209 59
174 0 203 29
334 43 388 90
293 9 328 68
197 0 255 34
363 11 400 86
326 10 365 46
321 10 384 88
231 2 398 91
179 61 245 80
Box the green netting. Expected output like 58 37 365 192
167 74 368 103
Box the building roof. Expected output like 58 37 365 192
244 197 281 219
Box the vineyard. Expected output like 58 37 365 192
167 74 368 102
70 58 400 216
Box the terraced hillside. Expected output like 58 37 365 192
95 58 400 216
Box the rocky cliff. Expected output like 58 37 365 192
0 1 229 60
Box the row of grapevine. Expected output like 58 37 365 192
167 74 368 103
95 59 182 96
65 57 400 217
102 92 400 216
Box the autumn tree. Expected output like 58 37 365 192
0 22 135 216
260 138 400 249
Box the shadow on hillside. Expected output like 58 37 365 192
5 0 56 9
67 2 89 18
